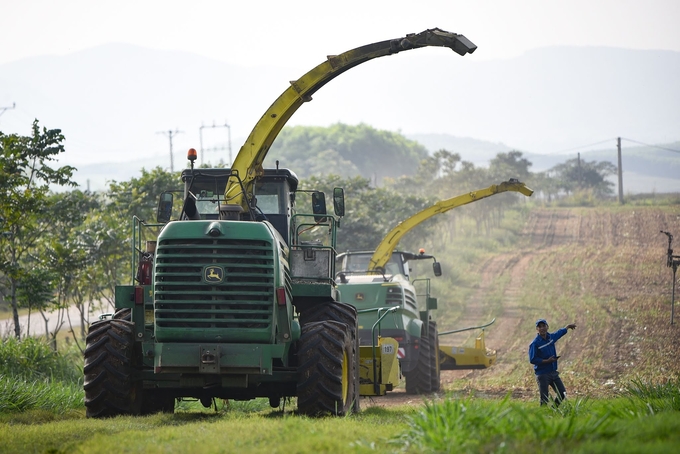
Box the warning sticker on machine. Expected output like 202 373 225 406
382 344 394 354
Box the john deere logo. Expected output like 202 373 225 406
204 266 224 283
355 293 364 301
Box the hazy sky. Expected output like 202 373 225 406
2 0 680 67
1 0 679 187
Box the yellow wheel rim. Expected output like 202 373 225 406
341 349 349 405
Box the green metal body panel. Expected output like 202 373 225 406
337 277 421 336
114 216 304 392
153 219 288 344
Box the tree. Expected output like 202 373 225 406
107 166 180 221
302 175 434 252
0 120 76 338
79 208 129 313
36 191 97 349
486 151 533 227
549 158 617 197
266 123 428 184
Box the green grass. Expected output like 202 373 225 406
0 336 82 383
0 407 414 454
0 337 83 414
2 198 679 452
395 386 680 454
2 387 679 453
0 375 84 414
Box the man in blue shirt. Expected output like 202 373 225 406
528 318 577 406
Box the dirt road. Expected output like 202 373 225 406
0 302 106 339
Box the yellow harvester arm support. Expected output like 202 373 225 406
224 28 477 211
368 179 533 271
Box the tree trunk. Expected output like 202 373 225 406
40 309 49 343
10 277 21 339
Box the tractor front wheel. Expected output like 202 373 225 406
404 327 432 395
299 302 360 412
296 321 354 416
428 321 441 393
84 319 142 418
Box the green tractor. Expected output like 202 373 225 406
336 249 443 394
83 28 477 417
335 180 533 394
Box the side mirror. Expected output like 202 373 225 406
312 191 327 222
157 192 173 223
333 187 345 217
433 261 442 277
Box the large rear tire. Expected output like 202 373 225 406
113 308 131 321
296 321 354 416
84 319 142 418
404 326 432 395
299 302 360 413
429 321 441 393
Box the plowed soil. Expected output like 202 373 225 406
364 206 680 408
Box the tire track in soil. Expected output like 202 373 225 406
440 209 579 385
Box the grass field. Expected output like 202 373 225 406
2 201 679 452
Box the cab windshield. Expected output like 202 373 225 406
341 253 406 276
190 178 227 218
254 181 284 215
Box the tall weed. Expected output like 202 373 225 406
0 337 82 383
0 337 83 414
393 396 615 453
0 375 83 414
623 377 680 413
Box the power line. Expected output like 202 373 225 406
156 129 183 172
0 102 16 121
554 137 680 155
621 137 680 154
199 122 232 166
554 138 617 154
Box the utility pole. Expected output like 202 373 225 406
0 102 16 121
199 122 232 166
157 129 183 172
617 137 624 204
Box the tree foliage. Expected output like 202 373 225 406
301 175 434 252
549 158 617 197
0 120 624 344
266 123 428 184
0 121 76 339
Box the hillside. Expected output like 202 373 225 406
1 44 678 193
369 205 680 407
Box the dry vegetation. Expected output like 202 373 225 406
366 206 680 408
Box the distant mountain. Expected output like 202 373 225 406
1 43 678 193
405 134 513 165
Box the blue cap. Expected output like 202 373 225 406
535 319 548 327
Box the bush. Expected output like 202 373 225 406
0 337 83 414
0 337 82 383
